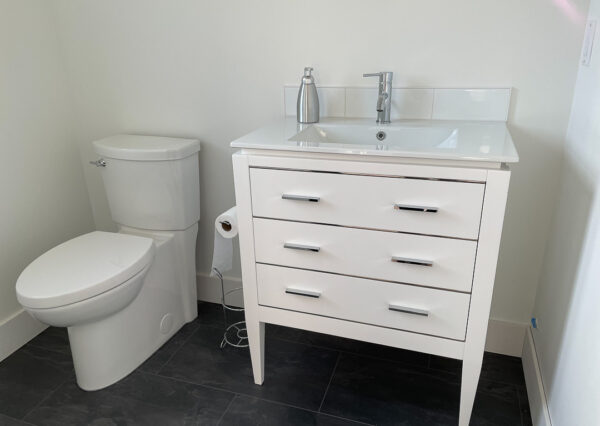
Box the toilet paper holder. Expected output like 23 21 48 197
212 267 248 349
219 221 232 232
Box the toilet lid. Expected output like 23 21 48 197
16 231 154 309
93 135 200 161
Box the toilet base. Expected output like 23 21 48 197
69 225 198 391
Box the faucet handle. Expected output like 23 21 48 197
363 72 393 82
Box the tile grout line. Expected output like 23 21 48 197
148 370 349 420
25 343 71 357
318 412 374 426
318 351 341 413
20 371 73 422
14 342 76 422
216 392 373 426
216 393 238 426
0 413 35 426
147 371 240 397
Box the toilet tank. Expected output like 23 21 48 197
93 135 201 231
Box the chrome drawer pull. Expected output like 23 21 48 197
282 194 320 202
389 304 429 317
391 256 433 267
285 287 321 298
284 242 320 252
394 203 438 213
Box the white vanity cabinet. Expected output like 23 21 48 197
231 119 517 426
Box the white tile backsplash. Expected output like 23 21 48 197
345 88 378 119
284 86 297 117
432 88 511 121
319 87 346 118
391 88 434 120
283 86 510 122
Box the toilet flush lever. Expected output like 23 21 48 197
89 158 106 167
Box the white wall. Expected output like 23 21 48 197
532 2 600 424
54 0 589 325
0 0 94 343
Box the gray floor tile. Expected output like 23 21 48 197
322 352 524 426
219 395 370 426
139 319 202 374
476 380 520 403
24 371 233 426
517 385 533 426
320 353 460 425
196 302 244 329
159 325 339 411
471 393 523 425
0 414 33 426
25 328 70 355
429 353 527 387
0 345 73 419
480 354 526 386
428 354 462 375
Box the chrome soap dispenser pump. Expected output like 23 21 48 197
297 67 319 123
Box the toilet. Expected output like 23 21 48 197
15 134 201 391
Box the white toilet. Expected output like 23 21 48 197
15 134 201 391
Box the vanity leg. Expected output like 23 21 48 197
232 153 265 385
458 170 511 426
247 320 265 385
459 348 484 425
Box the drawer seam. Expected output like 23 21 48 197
256 262 473 295
253 216 479 242
249 166 486 184
259 304 467 342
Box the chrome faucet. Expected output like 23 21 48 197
363 72 393 124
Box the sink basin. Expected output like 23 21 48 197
288 123 458 150
230 117 519 163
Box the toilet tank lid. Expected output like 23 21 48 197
93 134 200 161
16 232 154 310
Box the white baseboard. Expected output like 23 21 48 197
0 309 47 362
485 318 528 357
197 272 244 307
522 327 552 426
197 272 527 357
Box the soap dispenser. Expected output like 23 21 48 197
297 67 319 123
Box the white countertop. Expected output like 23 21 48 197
230 117 519 164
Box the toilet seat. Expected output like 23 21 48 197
16 231 154 310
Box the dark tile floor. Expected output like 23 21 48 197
0 302 532 426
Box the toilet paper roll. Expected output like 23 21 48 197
215 206 238 239
210 206 238 277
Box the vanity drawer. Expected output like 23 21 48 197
250 168 485 239
253 218 477 292
257 264 470 341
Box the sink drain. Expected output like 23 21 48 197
376 131 387 141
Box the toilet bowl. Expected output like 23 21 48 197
15 134 201 391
